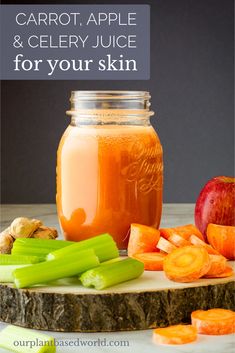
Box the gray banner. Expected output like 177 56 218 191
0 5 150 80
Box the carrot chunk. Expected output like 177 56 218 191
153 325 197 345
168 234 191 247
156 237 177 253
189 234 220 255
205 255 227 276
204 265 234 278
163 246 211 282
133 252 166 271
160 224 205 241
207 224 235 260
127 224 160 257
191 309 235 335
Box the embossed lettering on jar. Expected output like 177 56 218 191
56 91 163 249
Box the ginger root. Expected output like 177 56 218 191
10 217 42 239
0 228 14 254
0 217 58 254
32 226 58 240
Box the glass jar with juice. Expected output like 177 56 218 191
56 91 163 250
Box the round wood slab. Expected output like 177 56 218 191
0 264 234 332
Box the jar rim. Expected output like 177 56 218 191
70 90 151 101
69 90 152 112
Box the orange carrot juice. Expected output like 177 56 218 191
57 124 163 249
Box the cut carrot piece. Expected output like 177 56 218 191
205 255 227 276
156 237 177 253
160 224 205 241
189 234 220 255
133 252 166 271
204 265 234 278
127 224 160 257
153 325 197 345
163 245 211 282
207 224 235 260
168 234 191 247
191 309 235 335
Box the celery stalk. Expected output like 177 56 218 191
80 258 144 290
47 233 119 262
0 254 41 265
0 324 55 353
12 238 73 258
13 238 74 248
0 265 31 282
11 246 53 258
13 249 99 288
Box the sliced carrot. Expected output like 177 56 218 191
207 224 235 260
191 309 235 335
133 252 166 271
168 234 191 247
127 224 160 257
205 255 227 276
156 237 177 253
160 224 205 241
159 249 168 255
189 234 220 255
163 245 211 282
153 325 197 345
204 265 234 278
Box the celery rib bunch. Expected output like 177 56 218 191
0 233 144 290
12 234 119 288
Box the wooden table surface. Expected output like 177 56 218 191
0 204 196 233
0 204 234 353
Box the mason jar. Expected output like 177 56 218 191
56 91 163 250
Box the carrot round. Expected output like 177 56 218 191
204 265 234 278
156 237 177 253
160 224 205 241
189 234 220 255
191 309 235 335
133 252 166 271
163 246 211 282
205 255 227 276
207 224 235 260
127 224 160 257
168 234 191 247
153 325 197 345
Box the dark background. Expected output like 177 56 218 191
1 0 234 203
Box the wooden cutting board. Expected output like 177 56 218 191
0 264 234 332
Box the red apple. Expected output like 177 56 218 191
195 176 235 238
